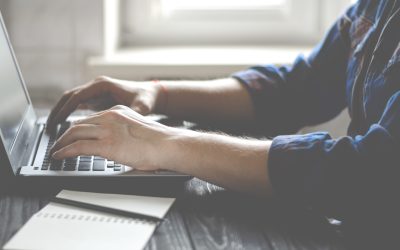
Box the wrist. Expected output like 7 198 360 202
159 128 200 173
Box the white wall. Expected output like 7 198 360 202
0 0 103 105
301 109 350 139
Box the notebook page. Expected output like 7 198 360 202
57 190 176 219
3 203 157 250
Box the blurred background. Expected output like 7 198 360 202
0 0 355 137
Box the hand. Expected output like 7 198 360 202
50 105 272 195
47 76 165 130
50 105 177 171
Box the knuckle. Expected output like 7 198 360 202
113 104 126 110
106 109 121 119
95 75 109 81
71 91 83 102
68 124 83 134
94 78 109 88
63 90 72 96
70 91 79 99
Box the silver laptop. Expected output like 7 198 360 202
0 13 188 180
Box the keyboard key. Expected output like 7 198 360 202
78 161 91 171
79 156 92 162
50 160 63 170
42 122 72 170
65 157 78 163
63 158 78 170
107 161 115 168
63 166 76 171
93 160 105 171
41 162 50 170
64 159 77 165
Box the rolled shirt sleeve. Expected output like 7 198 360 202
231 2 400 221
234 1 399 247
231 5 369 217
268 91 400 248
232 6 354 136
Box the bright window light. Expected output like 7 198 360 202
119 0 353 47
161 0 287 11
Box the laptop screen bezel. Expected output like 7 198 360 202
0 11 37 175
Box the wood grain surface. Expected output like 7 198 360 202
0 177 344 250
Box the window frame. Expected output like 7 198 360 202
104 0 352 55
121 0 322 47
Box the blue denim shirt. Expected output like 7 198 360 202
233 0 400 244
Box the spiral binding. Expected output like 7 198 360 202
36 212 156 225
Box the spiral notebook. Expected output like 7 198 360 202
3 190 176 250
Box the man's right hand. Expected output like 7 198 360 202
46 76 165 130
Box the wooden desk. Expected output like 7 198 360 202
0 178 344 250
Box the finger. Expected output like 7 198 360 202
47 84 85 124
72 110 110 125
109 104 130 111
75 106 139 127
52 140 104 160
46 89 77 131
50 124 102 155
109 104 140 115
131 102 148 115
131 95 153 115
108 105 151 127
51 81 110 126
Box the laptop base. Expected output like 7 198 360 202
2 174 191 197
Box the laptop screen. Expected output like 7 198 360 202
0 19 30 152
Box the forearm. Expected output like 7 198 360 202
164 129 273 196
156 78 256 125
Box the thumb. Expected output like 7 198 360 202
131 99 151 115
132 105 143 114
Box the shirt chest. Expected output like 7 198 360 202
346 15 400 125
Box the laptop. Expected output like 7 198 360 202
0 12 189 181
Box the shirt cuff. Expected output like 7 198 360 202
232 68 287 136
268 132 333 207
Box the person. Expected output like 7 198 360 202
48 0 400 248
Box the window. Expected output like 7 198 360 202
117 0 351 48
96 0 353 82
160 0 286 11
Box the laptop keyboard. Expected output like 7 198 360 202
40 122 122 172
